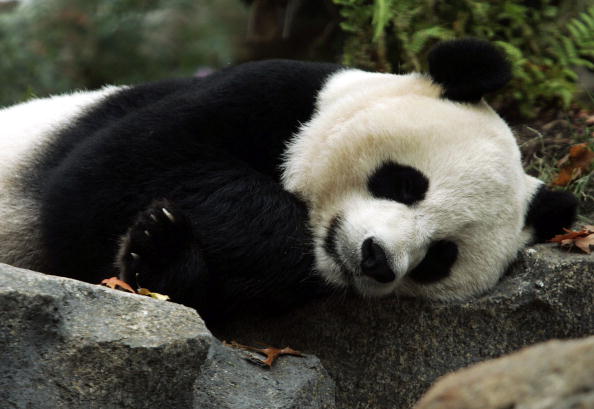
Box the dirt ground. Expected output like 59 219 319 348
513 107 594 220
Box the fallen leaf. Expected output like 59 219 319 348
549 228 590 243
551 143 594 186
138 288 170 300
100 277 136 293
224 340 303 368
575 234 594 254
549 226 594 254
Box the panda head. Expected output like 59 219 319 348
282 39 577 300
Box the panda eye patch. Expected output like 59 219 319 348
367 161 429 205
408 240 458 284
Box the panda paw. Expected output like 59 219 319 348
116 199 194 289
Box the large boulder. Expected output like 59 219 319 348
216 244 594 409
0 263 210 409
0 264 335 409
413 335 594 409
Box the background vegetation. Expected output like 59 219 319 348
0 0 247 106
2 0 592 119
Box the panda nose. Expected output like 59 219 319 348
360 237 396 283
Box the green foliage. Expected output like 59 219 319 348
0 0 247 107
332 0 594 117
333 0 382 70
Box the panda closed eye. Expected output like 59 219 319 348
408 240 458 284
367 161 429 205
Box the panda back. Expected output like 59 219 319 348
0 86 122 188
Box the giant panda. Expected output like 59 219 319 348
0 39 577 324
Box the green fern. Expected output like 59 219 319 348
561 6 594 69
372 0 392 41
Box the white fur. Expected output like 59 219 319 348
0 86 122 269
283 69 541 300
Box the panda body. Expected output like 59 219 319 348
0 40 576 323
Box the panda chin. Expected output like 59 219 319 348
353 275 399 298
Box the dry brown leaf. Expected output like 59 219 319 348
224 340 303 368
549 226 594 254
138 288 170 301
549 228 591 243
575 234 594 254
100 277 136 293
551 143 594 186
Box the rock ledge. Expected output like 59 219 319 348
0 264 335 409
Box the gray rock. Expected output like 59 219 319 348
412 335 594 409
0 263 211 409
194 340 335 409
215 244 594 409
0 264 336 409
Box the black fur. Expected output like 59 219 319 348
367 161 429 205
525 185 578 243
26 60 340 324
428 38 512 103
323 215 344 270
408 240 458 284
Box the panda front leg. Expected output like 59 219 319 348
116 199 206 303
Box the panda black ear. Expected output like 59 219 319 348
428 38 512 103
525 185 578 243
